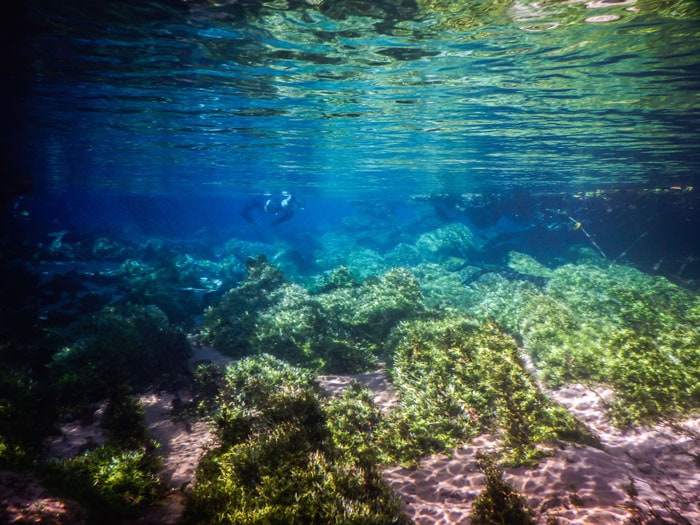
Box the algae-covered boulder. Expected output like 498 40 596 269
183 355 410 525
91 236 137 261
412 262 481 310
465 258 700 426
314 232 357 270
254 282 322 367
316 265 359 293
387 314 595 464
200 256 289 359
201 260 422 373
42 444 164 519
345 247 389 279
219 238 281 263
50 303 190 405
117 253 212 327
507 251 554 279
415 222 476 262
384 242 425 268
318 267 424 352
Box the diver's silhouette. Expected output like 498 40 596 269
241 191 301 226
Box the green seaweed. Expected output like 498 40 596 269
0 361 55 468
507 251 554 279
49 303 190 407
470 452 535 525
183 355 410 525
118 256 203 327
386 313 596 465
325 382 387 469
415 222 477 262
465 261 700 426
201 258 423 373
41 444 164 521
101 387 148 448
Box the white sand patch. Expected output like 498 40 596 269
317 365 400 412
382 382 700 524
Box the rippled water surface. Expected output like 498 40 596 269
13 0 700 197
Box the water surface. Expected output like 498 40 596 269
11 0 700 198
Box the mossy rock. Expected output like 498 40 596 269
202 261 422 373
415 222 476 262
464 257 700 426
387 313 596 464
50 303 190 406
507 251 554 278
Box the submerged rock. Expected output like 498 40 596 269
415 223 477 262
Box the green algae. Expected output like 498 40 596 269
471 452 535 525
0 360 54 468
42 444 164 519
3 219 697 524
464 261 700 426
49 303 190 407
184 355 410 525
200 257 423 373
386 314 596 465
507 251 554 279
415 222 478 262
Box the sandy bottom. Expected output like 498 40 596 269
5 346 699 524
0 470 87 525
317 364 400 412
384 383 700 524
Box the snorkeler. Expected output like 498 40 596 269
241 191 301 226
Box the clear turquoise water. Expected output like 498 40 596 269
2 8 700 518
15 0 700 198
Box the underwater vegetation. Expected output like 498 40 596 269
1 205 698 523
196 241 697 468
0 355 55 468
40 388 163 521
200 256 423 373
41 444 164 520
184 355 410 525
470 451 535 525
0 300 190 518
49 303 191 408
386 314 596 465
462 254 700 427
117 245 242 328
184 313 596 521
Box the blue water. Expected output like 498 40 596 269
3 0 700 279
8 0 700 197
2 4 700 519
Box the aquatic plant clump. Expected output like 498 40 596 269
317 267 425 350
467 261 700 426
199 256 290 359
184 355 410 525
414 222 477 262
41 444 164 518
0 361 55 468
49 303 191 406
507 251 554 279
201 258 424 373
470 452 535 525
386 314 594 465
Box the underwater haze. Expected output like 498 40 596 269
5 0 700 272
2 1 700 523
